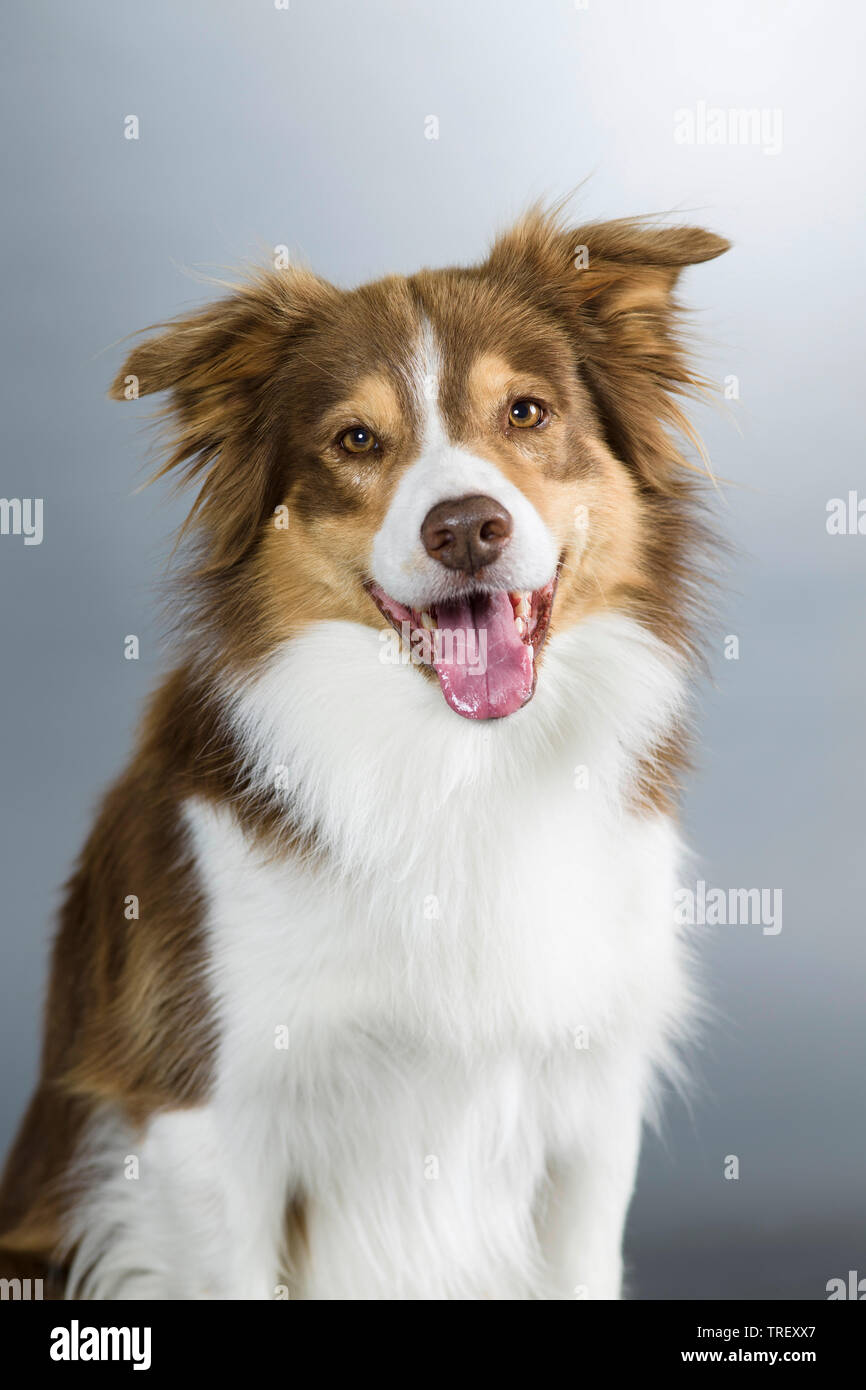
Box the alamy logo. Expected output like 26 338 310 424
826 492 866 535
379 620 488 675
674 879 782 935
674 102 783 156
826 1270 866 1300
0 1276 43 1299
0 497 43 545
50 1320 152 1370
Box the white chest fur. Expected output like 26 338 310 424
66 614 693 1300
174 614 692 1297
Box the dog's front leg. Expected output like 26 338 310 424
64 1103 288 1300
537 1069 645 1301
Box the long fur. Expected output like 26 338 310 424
0 207 728 1299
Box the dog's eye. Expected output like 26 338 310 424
340 426 378 454
508 399 545 429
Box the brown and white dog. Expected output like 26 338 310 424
0 209 728 1299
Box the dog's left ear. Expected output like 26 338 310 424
487 211 730 489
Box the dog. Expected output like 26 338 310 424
0 208 728 1299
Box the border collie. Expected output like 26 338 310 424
0 208 728 1299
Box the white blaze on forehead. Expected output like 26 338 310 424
370 321 558 607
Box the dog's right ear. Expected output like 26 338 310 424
110 266 335 571
109 266 330 403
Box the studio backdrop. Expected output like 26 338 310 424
0 0 863 1299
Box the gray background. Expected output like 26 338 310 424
1 0 863 1300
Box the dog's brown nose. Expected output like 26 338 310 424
420 495 513 573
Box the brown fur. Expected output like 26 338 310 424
0 208 728 1290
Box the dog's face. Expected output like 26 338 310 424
114 211 727 720
256 271 615 721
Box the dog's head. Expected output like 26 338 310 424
112 210 728 720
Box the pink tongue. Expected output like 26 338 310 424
432 591 534 720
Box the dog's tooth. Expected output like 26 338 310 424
515 615 528 639
516 593 530 618
420 610 436 631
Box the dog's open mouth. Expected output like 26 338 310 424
367 576 558 720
